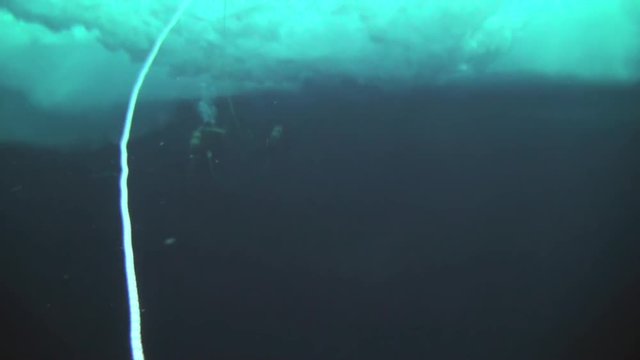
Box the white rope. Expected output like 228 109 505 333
119 1 193 359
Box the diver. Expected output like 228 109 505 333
188 99 228 179
264 123 287 168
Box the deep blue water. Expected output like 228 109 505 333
1 81 639 359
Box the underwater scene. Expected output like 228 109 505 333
1 1 639 359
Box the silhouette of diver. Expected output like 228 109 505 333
264 124 288 168
188 121 228 179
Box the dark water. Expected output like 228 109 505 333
1 82 639 360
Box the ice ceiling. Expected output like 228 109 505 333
1 0 639 146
